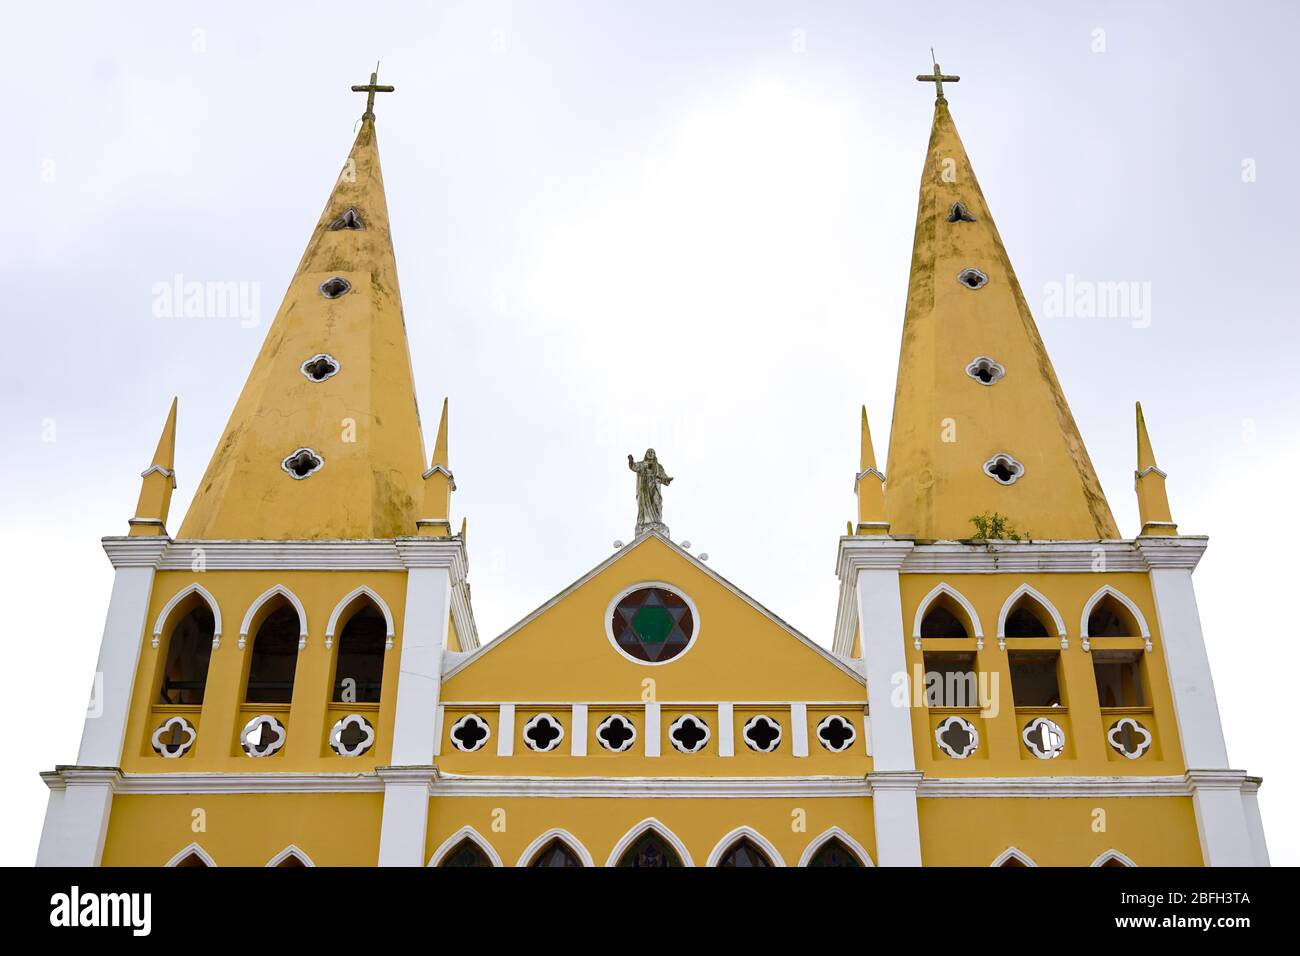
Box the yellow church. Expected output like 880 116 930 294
36 68 1270 868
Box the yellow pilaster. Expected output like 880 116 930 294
128 397 178 537
854 405 889 535
418 397 455 537
1135 402 1177 536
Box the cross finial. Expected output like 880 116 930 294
351 62 395 121
916 50 959 104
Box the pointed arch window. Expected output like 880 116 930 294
245 603 302 704
1088 595 1140 637
616 831 684 868
806 838 863 867
948 201 977 223
528 839 584 867
333 603 386 703
716 837 773 868
440 838 494 867
1005 601 1050 638
329 207 364 231
172 852 210 867
166 843 217 867
159 602 215 705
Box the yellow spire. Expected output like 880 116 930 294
128 397 178 537
179 107 429 540
1135 402 1177 536
883 95 1119 541
854 404 889 535
418 398 455 537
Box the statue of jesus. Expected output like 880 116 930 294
628 449 673 536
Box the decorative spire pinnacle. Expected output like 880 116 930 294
128 397 178 537
854 405 889 535
351 63 394 122
1135 402 1177 536
418 398 455 537
916 50 959 104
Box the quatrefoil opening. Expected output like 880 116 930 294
522 713 565 753
596 714 637 753
450 714 490 753
329 713 376 757
668 714 710 754
816 715 857 753
742 715 782 753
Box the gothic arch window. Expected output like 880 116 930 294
913 584 983 648
1080 586 1152 651
266 846 315 867
165 843 217 867
517 829 593 868
244 601 303 704
609 819 692 867
1091 849 1137 868
997 585 1067 649
707 827 784 867
158 602 215 706
329 207 364 230
991 847 1037 867
430 827 502 867
948 201 977 223
799 828 873 867
332 602 387 704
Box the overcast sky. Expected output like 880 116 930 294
3 1 1297 866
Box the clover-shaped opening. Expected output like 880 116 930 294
329 714 375 757
319 276 352 299
301 354 340 383
1107 718 1152 759
742 715 782 753
668 714 709 753
596 714 636 752
957 267 988 290
151 717 197 758
523 713 564 752
329 207 364 231
1022 717 1066 759
282 448 324 480
816 715 857 752
450 714 490 752
240 715 286 758
965 356 1004 386
983 453 1024 485
935 716 978 759
948 201 977 223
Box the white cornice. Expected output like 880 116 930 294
836 538 915 578
918 775 1191 797
430 774 872 798
102 538 171 569
1135 536 1210 571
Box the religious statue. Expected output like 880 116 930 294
628 449 673 536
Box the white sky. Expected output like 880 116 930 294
2 1 1297 866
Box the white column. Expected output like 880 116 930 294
378 540 463 867
840 538 922 866
790 703 809 758
570 704 588 757
716 703 734 757
644 702 661 757
496 703 516 756
38 539 166 866
1139 536 1268 866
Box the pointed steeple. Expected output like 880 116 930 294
129 397 178 537
1135 402 1177 536
854 405 889 535
418 398 455 537
883 94 1119 541
179 107 428 540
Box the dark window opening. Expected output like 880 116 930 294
319 276 351 298
957 268 988 289
333 604 385 703
160 604 214 705
1005 601 1050 638
985 455 1022 484
1093 653 1145 708
440 839 492 867
1000 854 1029 868
173 852 209 868
329 207 364 230
1009 651 1062 708
245 605 300 704
948 201 977 222
923 651 978 707
807 838 862 867
276 854 307 868
920 601 969 638
302 355 339 382
617 832 683 868
717 837 772 867
283 448 323 478
530 839 583 867
1088 596 1138 637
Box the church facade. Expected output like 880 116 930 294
36 73 1269 867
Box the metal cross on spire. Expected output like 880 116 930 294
916 50 959 104
351 63 395 121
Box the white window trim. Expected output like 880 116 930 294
605 818 695 867
983 452 1025 486
266 845 315 867
152 583 222 650
239 584 309 651
996 583 1068 650
521 712 566 753
324 585 396 650
428 826 503 867
705 825 786 867
990 846 1037 867
516 828 594 868
912 582 985 650
165 842 217 867
1090 848 1137 867
1080 584 1152 652
797 826 874 867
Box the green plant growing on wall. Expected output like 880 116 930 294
969 512 1024 542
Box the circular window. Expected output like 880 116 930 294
607 585 697 664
